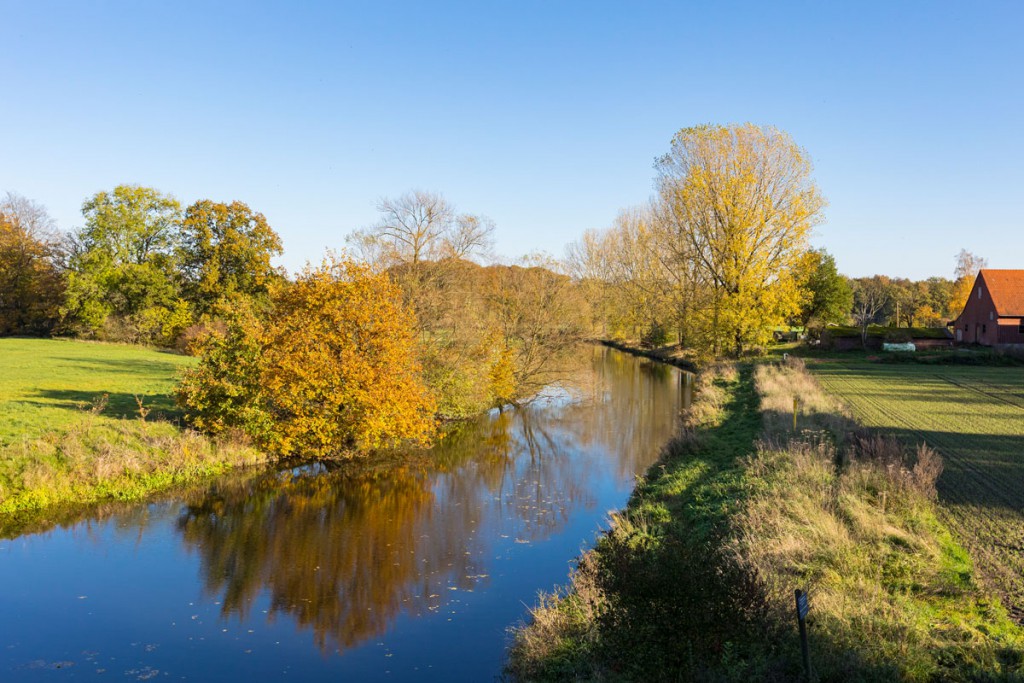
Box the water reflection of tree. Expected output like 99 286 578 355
548 347 687 482
174 347 685 655
175 412 600 654
177 462 468 652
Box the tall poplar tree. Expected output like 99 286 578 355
656 124 825 355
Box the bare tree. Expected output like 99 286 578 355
954 249 987 281
852 276 890 346
444 213 495 261
0 192 60 244
347 190 493 269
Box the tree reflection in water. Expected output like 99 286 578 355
176 346 689 654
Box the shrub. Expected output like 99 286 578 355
177 256 437 458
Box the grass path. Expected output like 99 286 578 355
810 360 1024 620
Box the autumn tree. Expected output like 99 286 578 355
179 200 284 318
0 209 65 335
604 208 679 346
656 124 825 355
948 249 987 317
483 256 588 404
178 255 437 457
797 248 852 329
346 191 499 418
63 185 184 341
565 227 617 336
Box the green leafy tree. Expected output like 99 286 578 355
63 185 183 341
798 248 852 328
179 200 284 317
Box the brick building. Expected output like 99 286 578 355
950 269 1024 347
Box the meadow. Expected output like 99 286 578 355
810 360 1024 620
0 338 264 522
0 337 191 443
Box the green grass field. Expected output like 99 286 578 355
0 338 264 521
0 338 194 445
810 360 1024 619
824 325 952 339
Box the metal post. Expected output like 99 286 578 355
795 589 811 681
793 396 799 432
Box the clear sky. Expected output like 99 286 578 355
2 1 1022 280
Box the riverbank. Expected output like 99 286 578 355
507 351 1024 681
598 339 698 373
0 338 267 528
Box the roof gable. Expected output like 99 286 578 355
980 269 1024 316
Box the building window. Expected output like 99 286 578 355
990 311 995 321
1019 320 1024 333
978 287 983 300
982 324 987 333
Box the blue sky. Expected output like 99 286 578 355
2 1 1022 279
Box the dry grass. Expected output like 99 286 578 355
737 361 1022 680
508 550 606 681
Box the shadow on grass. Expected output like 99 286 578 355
30 389 183 423
52 355 186 375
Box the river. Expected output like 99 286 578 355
0 346 690 681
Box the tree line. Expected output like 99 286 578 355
0 186 282 343
0 123 987 456
0 185 589 457
566 125 984 356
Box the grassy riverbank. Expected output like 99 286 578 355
507 353 1024 681
0 338 266 525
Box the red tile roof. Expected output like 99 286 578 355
982 269 1024 317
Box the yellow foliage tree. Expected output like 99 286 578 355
948 249 987 318
656 124 825 356
178 255 437 457
913 304 944 328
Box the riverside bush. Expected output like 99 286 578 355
177 256 437 458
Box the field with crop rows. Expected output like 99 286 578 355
810 360 1024 619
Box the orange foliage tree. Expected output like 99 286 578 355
0 213 65 335
177 255 437 457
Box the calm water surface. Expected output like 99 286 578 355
0 347 690 681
